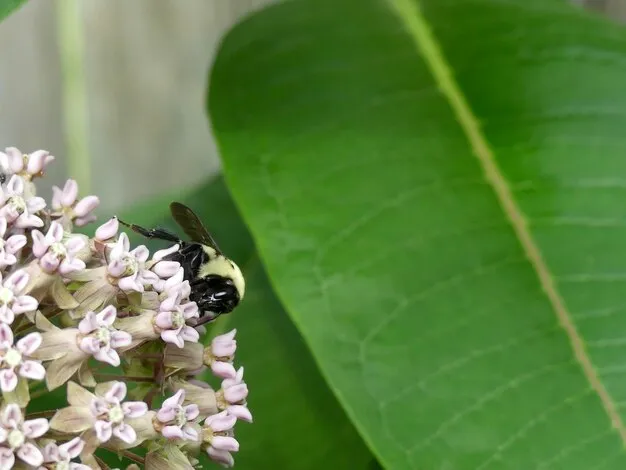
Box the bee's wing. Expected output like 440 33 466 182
170 202 222 253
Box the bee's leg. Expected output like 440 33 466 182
191 312 221 328
116 218 181 243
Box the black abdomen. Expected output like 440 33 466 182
162 242 208 281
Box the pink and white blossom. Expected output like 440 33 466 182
0 270 38 324
0 147 54 181
90 382 148 444
40 437 90 470
0 324 45 391
156 389 200 441
204 411 239 468
51 179 100 227
107 233 151 292
0 404 48 467
0 175 45 228
154 291 200 348
0 217 26 269
31 221 86 275
78 306 132 366
207 329 238 379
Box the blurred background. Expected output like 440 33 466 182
0 0 622 215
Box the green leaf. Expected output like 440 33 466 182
120 177 374 469
208 1 626 468
0 0 27 21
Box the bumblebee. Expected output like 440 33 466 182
118 202 245 326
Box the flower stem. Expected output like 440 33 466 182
25 410 57 419
94 456 111 470
56 0 91 192
103 447 145 465
94 373 155 383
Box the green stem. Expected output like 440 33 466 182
56 0 90 191
94 373 154 383
25 410 56 419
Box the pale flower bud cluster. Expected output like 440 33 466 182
0 147 252 469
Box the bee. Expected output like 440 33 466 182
118 202 245 326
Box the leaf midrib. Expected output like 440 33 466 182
385 0 626 445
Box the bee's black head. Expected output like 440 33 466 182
190 275 241 320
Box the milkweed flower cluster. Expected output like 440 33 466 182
0 147 251 469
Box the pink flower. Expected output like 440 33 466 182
0 217 26 269
0 270 38 324
156 389 200 441
0 404 48 467
41 437 89 470
0 175 45 228
78 306 132 366
203 411 239 468
107 233 150 292
0 324 44 392
51 179 100 227
206 330 238 379
90 382 147 444
154 292 200 348
0 147 54 180
218 366 251 422
95 217 119 242
31 221 86 274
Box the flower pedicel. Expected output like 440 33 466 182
0 147 251 469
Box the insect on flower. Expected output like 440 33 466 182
117 203 245 327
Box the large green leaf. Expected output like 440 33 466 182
208 1 626 468
120 177 373 469
0 0 27 20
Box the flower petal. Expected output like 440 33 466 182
0 305 14 324
0 448 13 470
94 420 113 442
5 234 26 254
18 361 46 381
122 401 148 419
161 425 183 439
96 305 117 326
5 269 29 293
0 370 17 392
180 326 199 343
12 295 38 314
207 447 234 468
59 436 84 459
204 410 236 433
104 381 127 403
74 195 99 218
95 218 118 241
16 331 42 355
0 323 13 348
22 417 49 438
78 312 98 334
113 423 137 444
227 405 253 423
109 330 132 348
161 329 184 348
60 179 78 207
182 424 198 441
210 361 237 380
17 442 44 467
90 398 108 417
184 404 199 421
211 436 240 453
94 348 121 367
2 404 21 429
